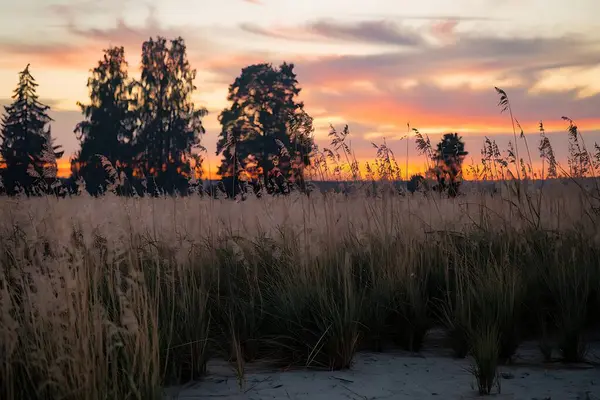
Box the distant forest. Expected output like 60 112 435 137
1 36 597 199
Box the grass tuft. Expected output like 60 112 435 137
469 323 501 395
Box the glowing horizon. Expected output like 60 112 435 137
55 150 583 182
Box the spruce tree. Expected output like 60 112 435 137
0 64 63 195
135 36 207 196
73 47 136 196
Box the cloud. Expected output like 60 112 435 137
0 4 223 70
240 15 498 45
430 19 459 42
345 14 501 22
241 19 426 47
45 0 132 17
283 32 600 92
4 11 600 171
302 81 600 132
208 19 600 96
200 53 275 82
64 6 194 46
239 24 303 41
309 20 425 47
195 20 600 165
0 41 97 70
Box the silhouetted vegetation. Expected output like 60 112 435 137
407 174 424 193
413 130 469 196
216 62 314 196
1 40 600 199
430 133 468 197
2 38 206 197
71 46 136 196
0 65 63 195
135 37 206 196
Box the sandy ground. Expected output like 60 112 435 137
165 331 600 400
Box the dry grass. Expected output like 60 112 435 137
469 323 501 395
0 184 599 399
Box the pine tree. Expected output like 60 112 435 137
216 63 314 195
0 64 63 195
135 36 207 196
72 47 136 196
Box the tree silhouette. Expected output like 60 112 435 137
0 64 63 195
135 36 207 196
72 47 136 196
430 133 468 197
407 174 425 194
216 63 314 195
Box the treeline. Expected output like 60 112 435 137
2 36 599 199
0 36 315 197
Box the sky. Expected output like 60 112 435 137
1 0 600 178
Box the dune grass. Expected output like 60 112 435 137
470 323 501 395
0 183 599 399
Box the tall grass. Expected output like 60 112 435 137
1 163 600 399
470 323 501 395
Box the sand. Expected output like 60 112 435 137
166 332 599 400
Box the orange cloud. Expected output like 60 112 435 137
0 42 100 70
0 7 226 72
322 97 600 135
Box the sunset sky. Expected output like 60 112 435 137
1 0 600 178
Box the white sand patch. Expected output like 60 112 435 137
166 336 600 400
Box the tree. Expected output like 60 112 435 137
430 133 468 197
216 63 314 195
407 174 425 194
72 46 136 196
135 36 207 195
0 64 63 195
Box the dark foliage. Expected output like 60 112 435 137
429 133 468 197
407 174 425 194
0 64 63 195
71 47 136 196
135 36 207 196
216 63 314 196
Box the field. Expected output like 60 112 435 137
1 181 600 399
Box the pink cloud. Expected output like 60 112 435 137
431 19 459 42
